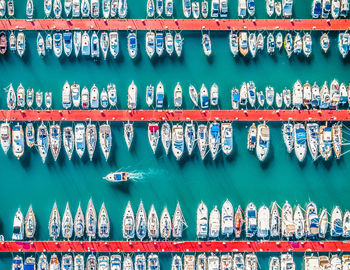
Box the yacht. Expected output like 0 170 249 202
281 254 295 270
197 124 208 160
156 32 164 56
100 123 112 161
17 84 25 108
128 81 137 109
100 88 108 108
209 122 220 160
63 32 73 57
257 205 270 238
37 123 49 163
12 208 24 240
281 201 294 238
197 201 208 238
148 122 159 154
266 0 274 16
103 171 129 183
247 81 256 108
229 31 239 57
182 0 191 17
62 81 72 110
200 84 209 109
270 202 280 237
148 254 160 270
209 206 220 238
319 208 328 238
184 122 195 155
49 124 61 161
146 31 156 59
7 84 16 110
49 202 60 239
124 122 134 150
53 0 62 18
319 125 332 160
248 33 257 58
256 123 270 162
197 254 207 270
265 86 274 106
282 123 294 154
81 31 90 56
147 0 155 16
208 256 219 270
331 206 343 237
165 32 174 56
0 122 11 154
240 82 248 106
294 204 305 239
136 201 147 240
330 256 341 270
148 205 159 239
98 202 110 238
303 33 312 57
13 256 24 270
160 207 172 239
86 198 97 239
12 123 24 160
109 31 119 58
74 203 85 238
98 256 110 270
189 85 198 107
25 123 35 148
174 33 183 57
108 83 117 106
49 254 60 270
86 123 97 161
174 82 182 107
24 206 36 239
156 0 163 15
90 84 99 109
44 0 52 16
332 124 342 159
305 202 319 238
172 124 184 160
282 0 293 17
37 32 45 57
221 199 234 237
211 0 219 16
161 122 171 155
62 202 73 240
247 123 257 151
292 80 303 109
173 202 185 238
26 0 33 18
91 32 99 58
100 32 109 60
318 256 331 270
284 33 293 58
233 254 244 270
128 33 137 59
63 126 74 160
235 206 244 238
343 211 350 237
156 81 164 108
322 0 331 17
75 123 85 158
294 123 307 162
86 254 97 270
245 254 258 270
202 34 212 56
46 33 53 50
267 33 275 54
246 202 257 238
118 0 127 18
221 123 233 156
238 0 247 17
37 254 48 270
306 123 319 161
172 255 183 270
247 0 255 15
283 89 291 107
111 255 122 270
239 32 248 56
53 32 62 58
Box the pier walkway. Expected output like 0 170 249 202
0 19 349 31
1 240 350 253
1 109 350 122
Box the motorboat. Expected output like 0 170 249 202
294 123 307 162
63 126 74 160
98 202 110 238
184 122 195 155
197 201 208 238
148 122 159 154
257 90 265 106
210 83 219 106
320 82 330 109
202 34 212 56
37 32 45 57
107 83 117 106
239 32 248 56
75 123 85 158
209 206 220 238
245 254 258 270
16 84 25 108
81 31 90 56
257 205 270 238
63 32 73 57
25 122 35 148
332 0 340 18
24 257 36 270
331 206 343 237
282 123 294 154
90 0 99 18
257 33 264 51
0 122 11 154
161 122 171 155
53 0 62 18
292 80 303 108
209 122 220 160
12 123 24 160
281 201 294 238
303 33 312 57
234 206 244 238
248 33 257 58
26 0 33 18
98 256 109 270
294 205 305 239
221 123 233 156
174 33 183 57
238 0 247 17
174 82 182 107
99 123 112 161
62 202 73 240
239 82 248 106
49 124 61 161
332 124 342 159
53 32 63 57
172 255 183 270
26 88 34 108
37 254 48 270
12 208 24 240
319 125 332 160
197 254 207 270
282 0 293 17
283 88 291 107
72 0 79 16
44 0 52 16
247 123 257 151
70 83 80 108
147 0 155 16
197 124 208 160
124 122 134 150
165 0 173 16
118 0 127 18
100 32 109 60
91 32 100 58
136 201 147 240
221 199 233 237
103 171 129 183
265 86 274 106
109 31 119 58
247 81 256 107
49 202 60 239
276 32 283 50
86 123 97 161
319 208 328 238
266 0 274 16
189 85 198 107
148 204 159 239
128 32 137 59
284 33 293 58
146 31 156 59
102 0 110 18
49 254 60 270
156 32 164 56
246 203 257 238
256 123 270 162
7 84 16 110
81 86 89 109
86 198 97 239
9 32 16 52
208 256 219 270
306 123 319 161
160 207 172 239
192 1 200 18
233 254 244 270
128 81 137 109
338 32 349 58
37 123 49 163
312 0 322 17
200 84 209 109
305 202 320 238
232 88 240 109
165 32 174 56
16 32 25 57
330 79 340 109
182 0 191 17
270 201 280 237
74 203 85 238
267 33 275 54
343 211 350 237
86 254 97 270
148 254 160 270
62 81 71 109
229 31 239 56
171 124 184 160
111 255 122 270
311 82 321 108
155 81 164 108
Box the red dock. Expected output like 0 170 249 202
1 240 350 253
0 110 349 122
0 19 349 31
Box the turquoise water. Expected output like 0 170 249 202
1 0 350 268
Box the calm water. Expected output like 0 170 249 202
0 0 350 268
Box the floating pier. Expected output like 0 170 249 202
1 110 350 122
0 240 350 253
0 19 349 31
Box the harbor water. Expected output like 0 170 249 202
0 0 350 268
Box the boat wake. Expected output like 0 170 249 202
124 168 165 182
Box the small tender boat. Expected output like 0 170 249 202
49 202 60 239
239 32 248 56
37 32 45 57
62 202 73 240
0 122 11 155
172 124 184 160
128 32 138 59
209 122 220 160
86 198 97 239
49 124 61 161
197 201 208 238
53 32 63 58
160 207 172 239
202 34 212 56
246 202 257 238
247 123 257 151
229 31 239 56
174 82 182 107
99 123 112 161
12 123 24 160
306 123 319 161
332 124 342 159
81 31 90 56
294 205 305 239
148 204 159 239
98 203 110 238
53 0 62 18
161 122 171 155
16 32 25 57
174 33 183 57
200 84 209 109
184 122 195 155
128 81 137 109
75 123 85 158
256 123 270 162
63 126 74 160
100 32 109 60
91 32 100 58
146 31 156 59
25 123 35 148
12 208 24 240
294 123 307 162
107 83 117 106
282 123 293 154
124 121 134 150
189 85 198 107
257 205 270 238
221 199 233 237
109 31 119 58
331 206 343 237
209 206 220 238
86 123 97 161
197 124 208 160
136 201 147 240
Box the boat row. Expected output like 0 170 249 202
312 0 349 18
122 201 186 240
12 199 109 240
197 200 350 239
12 253 158 270
304 254 350 270
281 122 342 162
0 122 112 162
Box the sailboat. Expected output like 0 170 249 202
281 201 294 238
172 124 184 160
174 33 183 57
98 203 110 238
319 125 332 160
86 199 97 239
146 84 154 107
184 122 195 155
62 202 73 240
196 201 208 238
37 33 45 57
49 124 61 161
49 202 60 239
136 201 147 240
148 122 159 154
99 123 112 161
294 204 305 239
25 205 36 238
26 0 33 18
332 124 342 159
74 203 85 238
148 205 159 239
44 0 52 16
172 202 185 238
75 123 85 158
72 0 79 16
53 0 62 17
123 202 135 239
172 256 183 270
63 127 74 160
210 83 219 106
270 202 280 237
306 123 319 161
161 122 171 155
118 0 127 18
7 84 16 110
197 124 208 160
128 81 137 109
235 206 244 238
53 32 63 58
147 0 155 16
160 207 172 239
102 0 110 18
331 206 343 237
107 83 117 106
174 82 182 108
86 123 97 161
146 31 156 59
124 122 134 150
16 32 25 57
200 84 209 109
37 123 49 163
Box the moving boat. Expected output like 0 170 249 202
202 34 212 56
74 203 85 238
172 124 184 160
160 207 172 239
331 206 343 237
161 122 171 155
293 204 305 239
62 202 73 240
319 125 332 160
221 199 234 237
136 201 147 240
0 122 11 154
221 123 233 156
128 32 137 59
12 123 24 160
332 124 342 159
306 123 319 161
98 202 110 238
197 201 208 238
306 202 319 238
247 123 257 151
63 127 74 160
12 208 24 240
124 122 134 150
49 124 61 161
148 122 159 154
148 205 159 239
86 123 97 161
37 32 45 57
103 171 129 183
146 31 156 59
209 122 220 160
123 202 135 239
209 206 220 238
128 81 137 109
99 123 112 161
294 123 307 162
25 123 35 148
189 85 198 107
173 202 185 238
257 205 270 238
109 31 119 58
107 83 117 106
270 201 280 237
197 124 208 160
184 122 195 155
256 123 270 162
174 82 182 107
246 202 257 238
200 84 209 109
86 198 97 239
281 201 294 238
282 123 293 154
49 202 60 239
75 123 85 158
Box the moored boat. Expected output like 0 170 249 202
86 198 97 239
49 202 60 239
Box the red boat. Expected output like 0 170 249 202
0 32 7 54
234 205 244 238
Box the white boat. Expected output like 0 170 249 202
238 0 247 17
182 0 191 18
210 83 219 106
245 203 257 238
62 202 73 240
319 208 328 238
211 0 219 17
109 31 119 58
12 123 24 160
265 86 274 106
63 126 74 160
110 0 118 17
81 31 90 56
37 33 45 57
7 84 16 110
0 122 11 155
172 124 184 160
102 0 110 18
156 0 163 16
49 124 61 162
74 203 85 238
196 201 208 238
247 123 257 151
148 205 159 239
156 81 164 108
63 32 73 57
340 0 349 17
292 80 303 108
266 0 274 16
294 123 307 162
330 79 340 109
165 32 174 56
165 0 173 16
37 254 48 270
294 204 305 239
118 0 127 18
281 201 294 238
99 123 112 161
49 254 60 270
332 124 342 159
72 0 80 16
270 201 280 237
284 33 293 57
71 83 80 108
312 0 322 17
124 122 134 150
49 202 60 239
91 32 99 58
25 123 34 148
136 201 147 240
283 88 291 108
221 199 233 237
202 34 212 56
208 256 219 270
257 205 270 238
209 122 220 160
256 123 270 162
276 93 283 108
240 82 248 106
107 83 117 106
174 32 183 57
86 255 97 269
16 32 25 57
282 0 293 17
12 208 24 240
343 211 350 237
61 81 71 109
306 123 319 161
200 84 209 109
44 0 52 16
90 84 99 109
146 84 154 107
36 123 49 163
248 33 257 58
303 33 312 57
197 254 207 270
98 203 110 238
331 206 343 237
81 86 89 109
282 123 293 154
174 82 182 107
160 207 172 239
26 88 34 108
148 123 159 153
247 81 256 107
128 32 137 59
128 81 137 109
156 32 164 56
148 254 160 270
192 1 200 18
90 0 99 17
319 125 332 160
86 198 97 239
16 84 25 108
305 202 319 238
75 123 85 158
146 31 156 59
53 0 62 17
209 206 220 238
332 0 340 17
189 85 198 107
26 0 33 18
229 31 239 57
197 124 208 160
184 122 195 155
276 32 283 50
100 32 109 60
86 123 97 161
338 33 349 58
161 122 171 155
53 32 63 58
269 257 280 270
311 82 321 108
147 0 155 16
172 256 182 270
221 123 233 156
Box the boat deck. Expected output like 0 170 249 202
1 109 349 122
1 240 350 253
0 19 349 31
